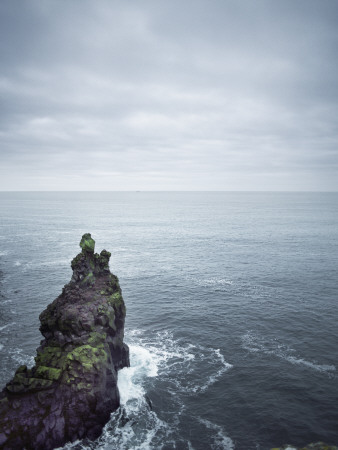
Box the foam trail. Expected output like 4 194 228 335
286 355 336 373
0 322 16 332
242 331 336 375
129 330 233 395
185 275 233 291
198 418 234 450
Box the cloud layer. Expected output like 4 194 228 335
1 0 338 190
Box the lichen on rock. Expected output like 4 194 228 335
0 234 129 450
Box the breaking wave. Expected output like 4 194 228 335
60 329 233 449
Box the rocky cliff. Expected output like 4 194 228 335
0 233 129 449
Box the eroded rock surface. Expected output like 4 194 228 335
0 233 129 450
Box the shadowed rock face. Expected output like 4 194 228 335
0 234 129 450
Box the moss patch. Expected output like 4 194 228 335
82 271 95 286
35 366 61 381
35 347 62 368
80 234 95 253
108 292 126 314
65 345 108 370
88 331 107 347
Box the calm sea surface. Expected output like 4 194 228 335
0 192 337 450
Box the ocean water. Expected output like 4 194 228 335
0 192 337 450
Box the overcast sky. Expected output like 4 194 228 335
1 0 337 191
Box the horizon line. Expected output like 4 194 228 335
0 190 337 194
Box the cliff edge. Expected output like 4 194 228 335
0 233 129 449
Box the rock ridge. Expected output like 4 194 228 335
0 233 129 449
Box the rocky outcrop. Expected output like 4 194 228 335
271 443 338 450
0 234 129 450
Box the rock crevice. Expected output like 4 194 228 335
0 233 129 450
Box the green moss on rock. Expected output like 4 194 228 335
65 345 108 371
82 271 95 286
6 376 53 393
35 366 61 381
88 331 107 347
80 233 95 253
0 233 130 450
35 347 62 368
108 292 126 314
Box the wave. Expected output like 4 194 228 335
0 251 8 256
242 331 336 375
60 339 170 449
21 259 71 272
127 329 233 395
0 322 16 332
198 418 234 450
285 355 336 373
0 346 35 386
185 275 233 291
59 329 233 449
11 347 35 368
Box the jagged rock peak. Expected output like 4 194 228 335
71 233 111 285
0 234 129 450
80 233 95 253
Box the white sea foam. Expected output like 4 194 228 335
0 322 16 332
129 329 232 395
58 329 233 449
93 330 232 449
118 344 158 408
193 349 233 394
198 418 234 450
185 275 233 290
0 344 3 351
242 331 336 375
285 355 336 373
0 299 12 304
22 259 70 272
14 261 21 266
11 348 35 368
0 250 8 256
202 278 233 287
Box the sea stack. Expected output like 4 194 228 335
0 234 129 450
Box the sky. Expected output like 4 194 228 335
0 0 338 191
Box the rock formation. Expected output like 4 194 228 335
0 234 129 450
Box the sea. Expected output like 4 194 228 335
0 192 337 450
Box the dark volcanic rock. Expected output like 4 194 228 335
0 234 129 450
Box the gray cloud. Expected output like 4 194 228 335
0 0 338 190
